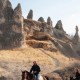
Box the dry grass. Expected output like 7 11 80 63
0 45 79 80
0 46 56 79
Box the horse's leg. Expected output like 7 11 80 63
44 76 49 80
22 72 25 80
42 76 46 80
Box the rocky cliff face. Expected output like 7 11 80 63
24 19 53 37
0 0 23 49
0 0 80 57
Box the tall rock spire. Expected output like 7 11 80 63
0 0 13 23
73 26 79 44
55 20 64 31
0 0 23 48
4 0 13 22
13 3 22 23
47 17 53 26
27 9 33 19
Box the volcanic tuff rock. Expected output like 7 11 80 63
0 0 13 23
0 1 80 80
55 20 64 31
0 0 80 57
53 20 67 39
47 17 52 26
27 9 33 19
72 26 79 44
13 3 22 23
12 3 23 34
0 0 23 49
24 19 53 38
38 17 45 22
47 17 53 35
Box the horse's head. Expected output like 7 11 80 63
22 70 27 80
22 70 34 80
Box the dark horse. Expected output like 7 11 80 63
22 70 49 80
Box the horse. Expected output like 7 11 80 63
22 70 49 80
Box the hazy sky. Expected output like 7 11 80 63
10 0 80 35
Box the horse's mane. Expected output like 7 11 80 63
22 70 34 80
26 71 34 79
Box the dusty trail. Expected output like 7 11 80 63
40 49 61 71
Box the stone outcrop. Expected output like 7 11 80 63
53 20 67 39
47 17 52 26
13 3 22 23
72 26 79 44
24 20 54 38
55 20 64 31
4 0 13 22
0 1 23 49
0 0 13 23
12 3 23 33
26 40 57 52
11 3 23 47
38 17 45 22
0 0 80 53
46 17 53 35
27 9 33 19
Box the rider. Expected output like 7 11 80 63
30 61 41 80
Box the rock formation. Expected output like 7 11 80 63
13 3 22 23
53 20 67 39
11 3 23 47
12 3 23 33
0 0 13 23
0 0 80 54
0 1 80 80
72 26 79 44
38 17 45 22
47 17 52 26
0 1 23 49
27 9 33 19
4 0 13 22
55 20 64 31
46 17 53 35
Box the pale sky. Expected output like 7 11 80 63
10 0 80 35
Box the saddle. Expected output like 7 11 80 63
34 74 43 80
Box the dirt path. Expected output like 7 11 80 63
39 49 61 71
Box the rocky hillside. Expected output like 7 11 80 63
0 46 80 80
0 0 80 80
23 19 80 59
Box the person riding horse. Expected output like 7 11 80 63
30 61 41 80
